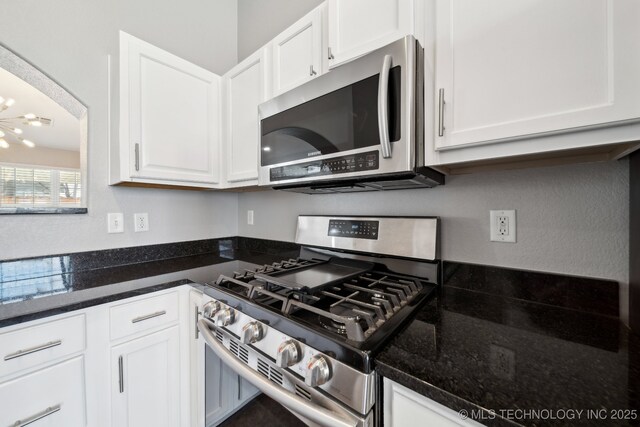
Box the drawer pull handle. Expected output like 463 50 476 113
4 340 62 361
131 310 166 323
12 404 61 426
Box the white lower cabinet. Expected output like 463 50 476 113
0 285 261 427
111 326 181 427
0 356 86 426
384 378 482 427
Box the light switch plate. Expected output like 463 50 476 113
490 210 516 243
107 213 124 234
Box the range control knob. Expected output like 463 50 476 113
214 307 235 327
276 340 301 368
305 354 332 387
240 321 265 344
202 301 221 319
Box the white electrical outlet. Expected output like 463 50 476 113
247 210 254 225
490 210 516 242
107 213 124 234
134 213 149 232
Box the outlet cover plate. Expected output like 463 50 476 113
490 210 516 243
134 213 149 232
490 344 516 380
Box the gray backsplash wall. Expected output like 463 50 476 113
0 0 239 260
238 161 630 320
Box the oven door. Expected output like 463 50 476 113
258 36 420 187
197 319 371 427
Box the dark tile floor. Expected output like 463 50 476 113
219 394 305 427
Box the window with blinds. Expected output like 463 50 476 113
0 164 81 207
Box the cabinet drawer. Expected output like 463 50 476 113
110 291 179 341
0 356 86 426
0 314 85 378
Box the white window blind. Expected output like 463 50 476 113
59 170 82 205
0 164 81 207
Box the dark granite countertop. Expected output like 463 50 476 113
4 238 637 427
0 237 299 328
376 268 639 426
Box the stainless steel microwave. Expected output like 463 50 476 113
258 35 444 194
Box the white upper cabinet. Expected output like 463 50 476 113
327 0 414 67
118 32 222 186
222 48 272 185
272 5 325 97
433 0 640 154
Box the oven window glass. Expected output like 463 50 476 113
261 66 401 166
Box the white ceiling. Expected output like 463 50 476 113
0 67 81 152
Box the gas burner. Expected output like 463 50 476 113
320 318 348 335
319 303 365 336
330 303 362 318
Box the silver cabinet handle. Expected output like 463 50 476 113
12 404 61 426
309 65 317 76
197 319 357 427
438 88 446 137
237 375 241 401
328 47 334 60
118 355 124 393
131 310 166 323
4 340 62 361
134 143 140 171
377 54 393 159
194 305 200 340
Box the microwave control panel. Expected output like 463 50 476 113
269 151 379 182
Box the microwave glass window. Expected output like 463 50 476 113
261 66 401 166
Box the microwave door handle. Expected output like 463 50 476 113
378 54 393 159
197 319 358 427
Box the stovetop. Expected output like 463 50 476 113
214 257 435 343
204 215 440 373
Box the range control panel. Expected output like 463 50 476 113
328 219 379 240
269 151 379 182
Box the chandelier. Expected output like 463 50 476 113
0 96 52 149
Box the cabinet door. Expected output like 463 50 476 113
272 5 324 97
0 357 86 427
120 32 221 184
235 376 260 408
111 326 180 427
384 378 481 427
203 346 237 426
223 48 271 184
327 0 414 67
434 0 640 150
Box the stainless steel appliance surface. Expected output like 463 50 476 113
258 36 444 194
197 216 440 427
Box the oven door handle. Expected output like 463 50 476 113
197 319 359 427
377 54 393 159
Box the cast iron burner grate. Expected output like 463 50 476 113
213 260 427 342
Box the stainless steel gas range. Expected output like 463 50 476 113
197 216 440 427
